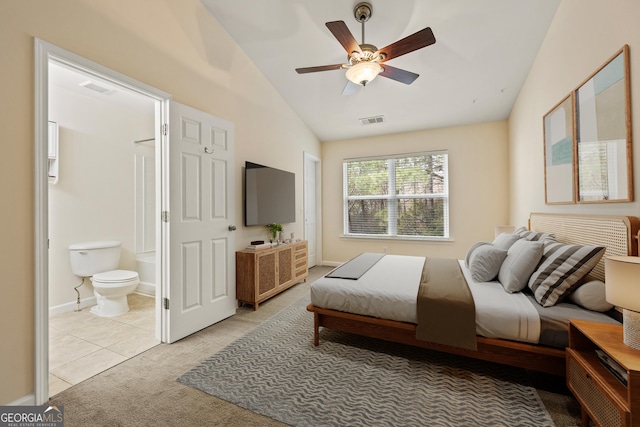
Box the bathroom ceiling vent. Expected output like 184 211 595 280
79 80 115 95
359 115 385 125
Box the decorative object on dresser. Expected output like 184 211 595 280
605 256 640 350
236 241 307 310
567 319 640 427
266 223 283 243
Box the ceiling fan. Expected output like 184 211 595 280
295 2 436 95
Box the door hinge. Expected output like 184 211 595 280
162 123 168 136
162 211 169 222
163 297 169 310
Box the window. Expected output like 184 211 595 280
343 151 449 239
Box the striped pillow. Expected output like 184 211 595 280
528 243 605 307
515 227 556 242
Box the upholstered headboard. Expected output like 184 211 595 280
528 213 640 281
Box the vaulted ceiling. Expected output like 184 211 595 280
202 0 560 142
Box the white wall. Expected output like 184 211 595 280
509 0 640 225
48 84 154 309
322 121 510 263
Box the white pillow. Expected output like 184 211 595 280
568 280 614 312
498 240 544 293
468 245 508 282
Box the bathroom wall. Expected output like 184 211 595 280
48 83 155 309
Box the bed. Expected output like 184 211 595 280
307 213 640 376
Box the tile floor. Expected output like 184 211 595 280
49 293 159 397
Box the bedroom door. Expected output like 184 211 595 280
163 101 236 343
304 152 319 267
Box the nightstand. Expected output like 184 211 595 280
567 319 640 427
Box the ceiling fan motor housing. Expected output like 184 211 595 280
349 44 379 64
354 3 372 23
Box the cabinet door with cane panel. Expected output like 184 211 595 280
236 241 308 310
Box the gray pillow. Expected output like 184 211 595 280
498 240 544 293
465 241 491 267
492 233 520 251
468 245 508 282
568 280 614 312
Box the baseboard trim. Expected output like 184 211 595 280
7 393 35 406
135 282 156 296
321 260 342 267
48 296 97 316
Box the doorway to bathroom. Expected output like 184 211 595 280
46 59 160 397
34 39 238 404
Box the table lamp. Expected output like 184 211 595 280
605 256 640 350
494 225 516 239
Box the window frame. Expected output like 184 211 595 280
342 151 450 241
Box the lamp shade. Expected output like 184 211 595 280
605 256 640 312
345 62 381 86
494 225 516 239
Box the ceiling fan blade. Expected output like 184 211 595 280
379 64 419 84
296 64 344 74
342 81 359 96
379 27 436 62
326 21 362 55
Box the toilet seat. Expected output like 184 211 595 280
92 269 139 284
90 269 139 317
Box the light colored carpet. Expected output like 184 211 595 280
49 265 582 426
179 295 555 427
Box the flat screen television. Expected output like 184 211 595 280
244 161 296 226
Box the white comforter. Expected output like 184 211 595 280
310 255 541 344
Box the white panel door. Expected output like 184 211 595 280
304 153 318 267
165 101 236 343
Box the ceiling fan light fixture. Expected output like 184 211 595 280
346 61 381 86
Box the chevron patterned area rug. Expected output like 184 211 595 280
178 296 555 427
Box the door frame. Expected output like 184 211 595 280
34 39 171 404
303 152 322 266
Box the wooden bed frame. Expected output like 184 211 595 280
307 213 640 377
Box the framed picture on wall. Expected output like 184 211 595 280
543 94 575 204
575 45 633 203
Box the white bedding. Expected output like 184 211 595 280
310 255 424 323
310 255 541 344
460 260 540 343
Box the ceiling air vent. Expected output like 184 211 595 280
359 115 385 126
79 80 115 95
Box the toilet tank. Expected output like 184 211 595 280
69 241 121 277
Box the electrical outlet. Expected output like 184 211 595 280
383 247 387 253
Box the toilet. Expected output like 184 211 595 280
68 241 139 317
